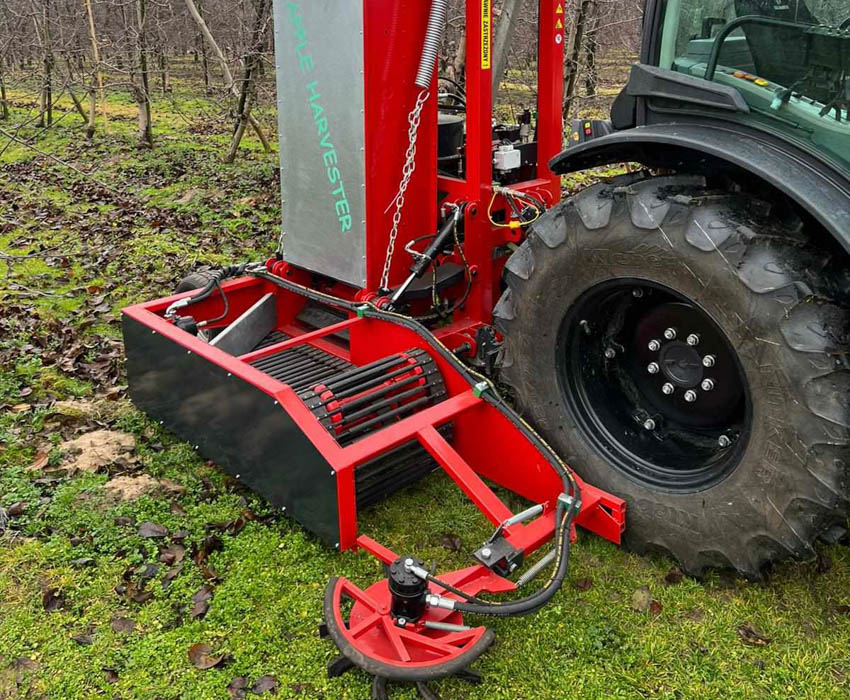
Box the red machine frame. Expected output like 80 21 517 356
123 0 624 687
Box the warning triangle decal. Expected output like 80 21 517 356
556 4 564 13
556 18 563 28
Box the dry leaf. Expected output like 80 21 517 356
737 624 771 646
138 522 169 538
188 643 225 670
631 586 651 612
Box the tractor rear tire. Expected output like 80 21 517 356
494 173 850 578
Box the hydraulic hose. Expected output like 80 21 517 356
415 0 449 89
165 263 250 318
451 497 579 618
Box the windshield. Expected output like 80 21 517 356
658 0 850 170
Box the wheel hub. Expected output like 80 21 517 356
558 279 751 492
658 342 703 387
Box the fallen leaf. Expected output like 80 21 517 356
7 502 26 518
631 586 651 613
71 633 93 646
70 557 95 568
573 577 593 592
60 430 136 474
103 667 119 683
162 563 184 589
737 624 771 646
170 501 188 516
159 544 186 566
188 643 225 670
11 404 31 413
42 587 66 612
103 474 159 501
111 617 135 633
191 584 214 620
836 605 850 616
649 599 663 615
115 515 136 527
28 451 50 472
138 563 159 580
816 552 833 574
252 675 278 695
228 676 248 699
138 522 169 538
684 608 706 622
440 534 462 552
664 566 684 585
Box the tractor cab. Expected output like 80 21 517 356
658 0 850 170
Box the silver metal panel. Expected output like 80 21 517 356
273 1 366 287
210 293 277 356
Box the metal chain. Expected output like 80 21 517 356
380 89 430 292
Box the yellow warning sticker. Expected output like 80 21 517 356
482 0 492 69
556 3 564 13
556 18 563 28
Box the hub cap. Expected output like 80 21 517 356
557 279 751 491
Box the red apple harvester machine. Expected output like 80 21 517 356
122 1 626 696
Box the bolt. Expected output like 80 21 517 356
647 362 660 374
664 327 677 340
701 378 715 391
580 319 591 336
649 339 662 352
481 548 492 559
643 419 656 431
604 347 616 359
703 355 716 368
405 558 414 567
718 435 732 448
397 617 407 627
686 334 700 346
632 288 644 298
662 383 675 395
684 390 698 403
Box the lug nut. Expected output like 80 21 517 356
647 362 660 374
643 419 656 431
662 383 675 395
684 390 698 403
718 435 732 448
701 378 715 391
604 348 616 359
686 334 700 346
664 328 677 340
702 355 716 368
632 288 644 298
649 339 662 352
481 548 492 559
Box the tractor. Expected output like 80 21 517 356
122 0 849 695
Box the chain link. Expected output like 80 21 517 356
380 89 430 292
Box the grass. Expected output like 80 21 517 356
1 65 850 700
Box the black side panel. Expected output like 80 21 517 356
625 64 749 113
123 315 341 546
548 122 850 255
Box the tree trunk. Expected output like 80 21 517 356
492 0 525 95
447 26 466 82
224 0 270 163
0 58 8 121
158 49 169 93
183 0 271 153
136 0 153 147
68 87 89 124
583 1 599 97
41 0 54 127
563 0 590 119
84 0 105 133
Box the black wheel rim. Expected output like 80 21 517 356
557 278 751 492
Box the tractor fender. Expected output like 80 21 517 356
549 122 850 255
